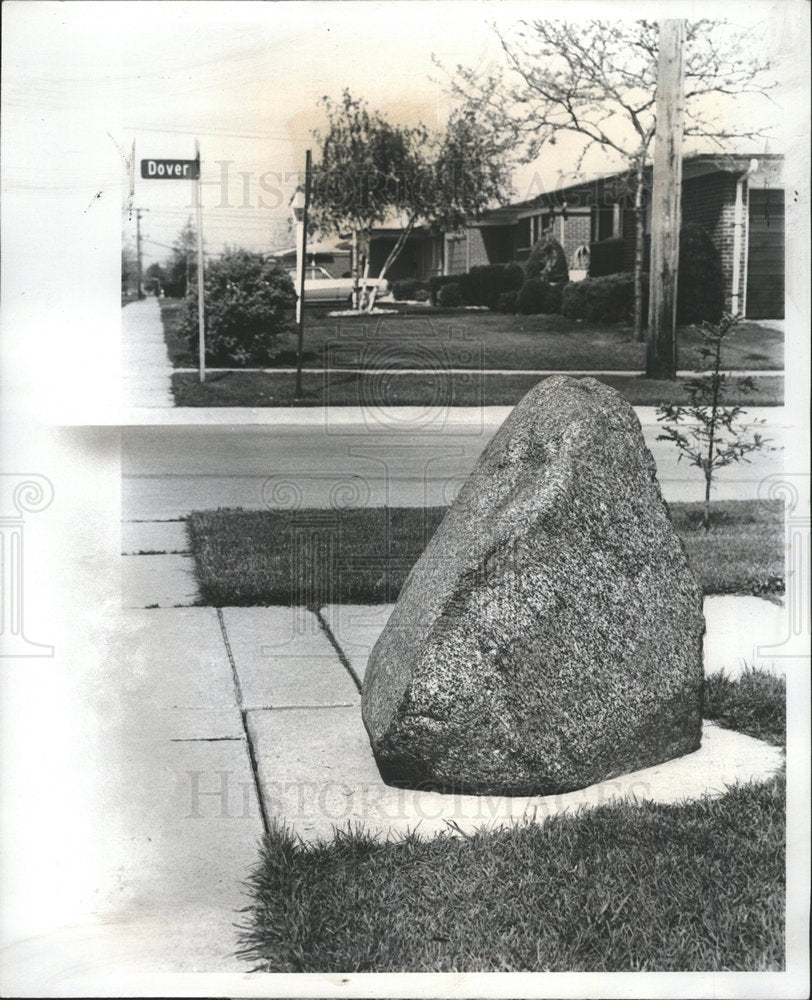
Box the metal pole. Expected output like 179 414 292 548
195 140 206 383
295 149 311 400
136 208 144 299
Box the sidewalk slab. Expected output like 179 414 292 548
13 607 267 978
93 731 262 971
220 606 359 709
121 298 173 408
320 603 396 682
246 706 783 843
704 595 792 678
122 554 198 608
121 607 237 712
121 520 188 555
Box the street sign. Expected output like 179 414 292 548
140 158 199 179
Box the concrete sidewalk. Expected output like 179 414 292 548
121 298 173 408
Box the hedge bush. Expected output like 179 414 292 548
516 278 564 315
588 237 627 278
678 223 724 323
526 233 569 284
391 278 429 302
430 262 525 307
437 282 462 308
428 274 463 305
517 278 547 314
180 249 295 365
561 272 649 323
494 290 518 313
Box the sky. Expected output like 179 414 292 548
2 0 804 270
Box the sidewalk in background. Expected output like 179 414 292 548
121 298 173 408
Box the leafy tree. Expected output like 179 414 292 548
310 91 513 312
179 248 295 366
443 19 776 340
121 243 138 298
144 261 166 296
656 314 778 530
164 219 199 298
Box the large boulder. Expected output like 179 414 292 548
361 376 704 796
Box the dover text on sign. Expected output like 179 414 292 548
140 158 200 179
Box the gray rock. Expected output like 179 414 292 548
361 376 704 796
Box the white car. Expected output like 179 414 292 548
289 265 389 304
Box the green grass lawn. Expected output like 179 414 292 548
160 299 783 376
238 668 785 972
171 369 784 408
186 499 783 607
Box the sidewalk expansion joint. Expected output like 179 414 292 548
244 703 358 712
170 736 245 743
314 608 363 694
216 607 271 837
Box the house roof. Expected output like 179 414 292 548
488 153 786 219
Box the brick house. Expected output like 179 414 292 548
370 153 785 319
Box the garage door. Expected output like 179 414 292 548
746 188 784 319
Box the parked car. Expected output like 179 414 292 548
288 265 389 304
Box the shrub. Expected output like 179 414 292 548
544 282 564 315
437 282 462 308
180 249 295 365
428 274 464 305
460 264 506 307
526 233 569 283
517 278 564 315
588 237 627 278
493 290 518 313
413 287 429 302
391 278 429 302
561 272 649 323
504 261 525 291
517 278 548 314
678 223 724 324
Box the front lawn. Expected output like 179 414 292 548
160 298 783 373
186 499 783 607
238 668 785 972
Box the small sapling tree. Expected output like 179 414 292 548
656 313 777 530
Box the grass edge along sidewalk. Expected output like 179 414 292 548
171 369 784 408
187 499 784 608
236 668 785 973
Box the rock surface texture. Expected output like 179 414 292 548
362 376 705 795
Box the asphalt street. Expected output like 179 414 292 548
121 408 789 521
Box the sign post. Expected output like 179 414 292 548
139 151 206 381
194 141 206 383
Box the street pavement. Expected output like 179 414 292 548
120 411 788 521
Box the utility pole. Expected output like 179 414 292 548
647 19 686 380
135 208 145 300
